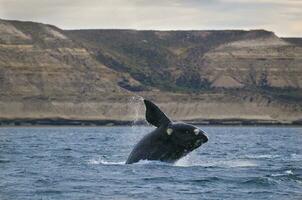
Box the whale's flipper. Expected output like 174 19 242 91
144 99 171 127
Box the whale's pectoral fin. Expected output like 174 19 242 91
144 99 171 127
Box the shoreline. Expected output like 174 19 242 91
0 118 301 127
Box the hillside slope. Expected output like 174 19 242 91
66 29 302 91
0 19 301 125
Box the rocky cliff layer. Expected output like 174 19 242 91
66 29 302 90
0 19 301 125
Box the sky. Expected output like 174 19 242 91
0 0 301 37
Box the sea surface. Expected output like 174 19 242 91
0 126 301 200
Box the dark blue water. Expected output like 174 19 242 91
0 126 301 200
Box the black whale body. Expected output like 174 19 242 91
126 100 208 164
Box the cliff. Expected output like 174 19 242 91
0 19 301 125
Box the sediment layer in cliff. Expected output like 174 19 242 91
0 19 301 125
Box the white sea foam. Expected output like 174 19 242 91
134 160 169 165
88 158 124 165
271 170 294 177
88 158 171 166
89 154 258 168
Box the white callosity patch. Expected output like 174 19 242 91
166 128 173 135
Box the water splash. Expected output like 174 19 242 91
174 152 197 167
126 96 150 145
128 95 145 125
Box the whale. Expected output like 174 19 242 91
126 99 208 164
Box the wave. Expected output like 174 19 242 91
291 154 302 161
222 160 258 168
244 153 302 161
271 170 294 177
241 176 278 186
243 154 280 159
175 156 257 168
0 159 10 163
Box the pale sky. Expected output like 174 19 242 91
0 0 301 37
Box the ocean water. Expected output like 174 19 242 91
0 126 301 200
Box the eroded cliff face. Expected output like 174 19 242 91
0 19 301 124
203 37 302 88
0 19 138 101
66 29 302 91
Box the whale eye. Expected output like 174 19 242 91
194 129 200 135
166 128 173 135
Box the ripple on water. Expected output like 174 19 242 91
0 159 10 163
243 154 281 159
175 159 258 168
241 176 278 187
1 126 302 200
271 170 294 177
35 189 63 195
291 154 302 161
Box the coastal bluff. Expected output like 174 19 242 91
0 19 301 125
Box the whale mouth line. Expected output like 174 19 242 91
175 138 204 151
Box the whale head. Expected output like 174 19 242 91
144 99 208 151
166 122 208 151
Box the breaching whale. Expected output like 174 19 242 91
126 99 208 164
